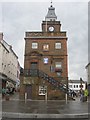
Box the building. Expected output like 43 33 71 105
86 63 90 84
68 80 86 93
20 3 68 100
86 63 90 96
0 32 20 90
0 33 3 92
15 61 20 91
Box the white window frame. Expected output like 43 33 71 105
55 62 62 69
39 86 47 95
55 42 61 49
32 42 38 49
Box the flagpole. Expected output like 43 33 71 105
46 21 47 32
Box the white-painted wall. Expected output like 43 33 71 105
68 82 86 92
0 39 19 84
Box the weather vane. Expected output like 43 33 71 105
51 0 53 6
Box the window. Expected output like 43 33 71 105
79 85 83 88
55 62 62 69
32 42 38 49
69 85 72 88
43 44 49 51
39 86 47 95
57 72 61 76
43 58 48 64
55 42 61 49
55 62 62 72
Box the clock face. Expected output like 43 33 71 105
49 26 54 32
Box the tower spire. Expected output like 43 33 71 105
45 1 57 21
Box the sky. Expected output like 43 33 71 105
0 0 89 81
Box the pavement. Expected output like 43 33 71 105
1 92 90 119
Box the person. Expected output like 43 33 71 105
84 89 88 101
2 88 6 97
80 90 84 101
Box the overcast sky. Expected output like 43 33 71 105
0 0 89 81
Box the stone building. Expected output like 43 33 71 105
0 33 20 89
20 4 68 100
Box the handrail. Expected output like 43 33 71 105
24 69 73 95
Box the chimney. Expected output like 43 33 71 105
0 33 3 41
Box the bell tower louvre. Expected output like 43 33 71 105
20 3 68 100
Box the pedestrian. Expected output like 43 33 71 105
2 88 6 97
84 89 88 101
80 90 84 101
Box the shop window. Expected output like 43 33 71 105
55 42 61 49
32 42 38 49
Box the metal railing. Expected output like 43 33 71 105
24 69 39 77
24 69 72 95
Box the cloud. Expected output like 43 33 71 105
0 0 89 2
0 3 2 32
2 2 88 81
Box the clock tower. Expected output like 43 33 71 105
42 4 61 32
20 3 68 100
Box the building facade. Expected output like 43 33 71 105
20 4 68 100
86 63 90 84
68 80 86 93
0 33 20 89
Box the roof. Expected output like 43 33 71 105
85 63 90 68
68 80 86 83
45 5 57 21
1 40 18 59
0 32 3 40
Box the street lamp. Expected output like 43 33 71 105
80 77 83 93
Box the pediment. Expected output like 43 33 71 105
26 51 43 56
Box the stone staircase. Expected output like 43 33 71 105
24 69 72 96
38 70 67 92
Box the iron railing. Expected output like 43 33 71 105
24 69 72 95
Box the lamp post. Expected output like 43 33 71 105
80 77 83 94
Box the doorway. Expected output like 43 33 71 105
26 85 32 99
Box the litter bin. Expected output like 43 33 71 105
5 94 10 101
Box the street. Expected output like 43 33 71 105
1 93 89 119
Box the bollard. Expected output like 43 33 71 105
65 93 67 104
25 92 27 103
45 92 47 101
